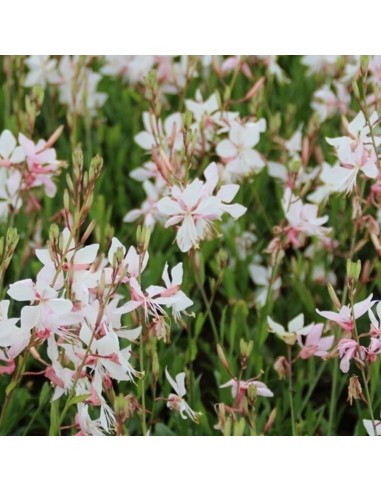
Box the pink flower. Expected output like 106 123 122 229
367 338 381 363
337 338 366 373
220 377 273 410
297 323 334 359
18 133 60 197
316 294 376 332
282 188 331 245
157 162 246 252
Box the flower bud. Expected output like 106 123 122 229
217 344 230 372
273 356 290 379
327 282 341 310
264 408 277 434
346 259 361 282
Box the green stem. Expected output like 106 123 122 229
287 344 296 436
139 333 147 436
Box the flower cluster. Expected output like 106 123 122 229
0 128 63 221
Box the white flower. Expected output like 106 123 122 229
157 162 246 253
267 313 313 345
326 111 381 150
249 264 281 308
7 279 73 334
24 55 59 88
363 417 381 436
165 367 201 422
329 141 378 194
0 130 25 165
216 120 266 179
135 112 183 151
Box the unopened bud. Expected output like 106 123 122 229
352 81 360 100
360 55 369 74
152 351 160 381
81 219 97 244
247 384 257 402
240 339 253 359
347 259 361 282
327 282 341 310
289 154 301 173
217 344 230 372
264 408 277 434
273 356 290 379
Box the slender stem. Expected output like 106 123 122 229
360 369 377 434
0 349 30 433
350 293 377 435
139 333 147 436
328 179 365 435
287 344 296 436
298 361 326 419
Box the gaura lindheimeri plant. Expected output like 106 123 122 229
2 55 381 437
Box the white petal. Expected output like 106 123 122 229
8 279 35 301
75 244 99 264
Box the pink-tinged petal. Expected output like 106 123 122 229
306 323 324 346
20 306 40 331
339 352 351 373
123 209 143 222
181 179 204 209
10 146 25 163
217 184 239 203
75 244 99 265
121 300 142 314
164 215 183 228
0 130 16 159
219 203 247 219
354 294 376 319
216 139 236 158
35 248 52 265
317 335 334 352
165 367 181 396
316 309 343 323
48 299 73 315
249 265 268 287
129 277 144 298
243 120 266 147
203 162 219 194
8 331 31 358
96 332 119 356
361 158 378 179
108 237 126 265
157 196 183 216
175 372 187 397
18 133 36 155
116 326 142 341
176 215 198 253
134 131 155 150
368 306 379 329
36 148 57 165
8 279 35 301
252 381 273 397
164 113 182 138
363 419 381 436
146 285 165 297
170 263 183 286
